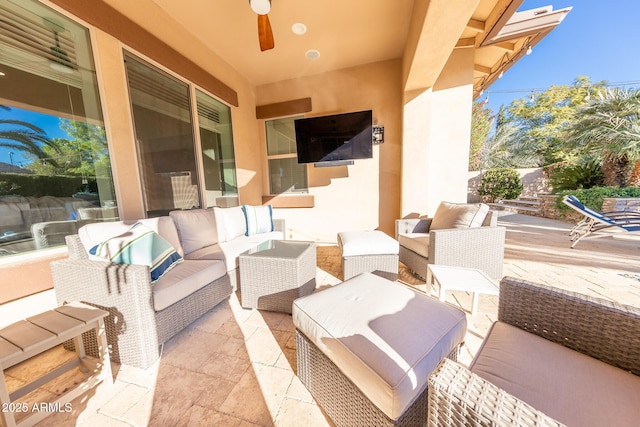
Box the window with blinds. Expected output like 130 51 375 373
0 0 116 260
265 117 308 194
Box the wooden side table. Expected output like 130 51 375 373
426 264 499 315
0 302 112 427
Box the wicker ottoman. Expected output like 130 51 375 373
338 230 399 280
293 272 467 426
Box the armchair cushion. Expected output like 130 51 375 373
89 222 183 283
396 233 429 257
470 321 640 426
169 208 218 255
430 202 489 230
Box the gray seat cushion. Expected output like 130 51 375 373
471 321 640 427
152 260 227 311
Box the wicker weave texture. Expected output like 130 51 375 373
428 277 640 426
239 242 316 313
296 330 432 427
342 254 399 281
498 276 640 376
52 235 233 369
399 226 505 281
428 358 565 427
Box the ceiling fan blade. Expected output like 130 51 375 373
258 14 274 51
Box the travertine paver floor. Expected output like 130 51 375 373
1 213 639 426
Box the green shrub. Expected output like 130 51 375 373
555 186 640 211
478 168 523 202
0 173 85 197
549 160 604 192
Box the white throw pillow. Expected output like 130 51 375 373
169 209 218 255
430 202 490 230
213 206 247 242
242 205 274 236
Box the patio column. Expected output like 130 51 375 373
401 48 474 217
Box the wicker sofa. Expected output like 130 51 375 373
428 277 640 426
51 206 284 369
395 202 505 280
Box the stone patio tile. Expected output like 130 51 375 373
218 366 274 425
98 383 149 419
178 405 244 427
275 397 330 427
199 353 250 383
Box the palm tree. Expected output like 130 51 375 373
565 88 640 187
480 115 542 169
0 106 60 167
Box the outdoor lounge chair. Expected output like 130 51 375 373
562 195 640 248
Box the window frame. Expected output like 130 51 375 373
264 115 308 195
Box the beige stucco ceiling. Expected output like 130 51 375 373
100 0 569 96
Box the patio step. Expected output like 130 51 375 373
489 197 541 216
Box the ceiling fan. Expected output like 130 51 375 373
249 0 274 51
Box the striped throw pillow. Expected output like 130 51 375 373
90 222 183 283
242 205 274 236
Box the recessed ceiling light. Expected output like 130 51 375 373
292 22 307 35
0 71 5 77
305 49 320 60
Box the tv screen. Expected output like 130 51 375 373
294 110 373 164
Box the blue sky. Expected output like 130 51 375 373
484 0 640 114
0 108 70 167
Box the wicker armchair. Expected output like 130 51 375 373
428 277 640 426
51 233 232 369
395 210 505 280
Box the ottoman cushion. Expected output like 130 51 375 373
338 230 399 256
292 272 467 420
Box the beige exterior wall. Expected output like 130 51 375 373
256 60 403 242
401 48 474 217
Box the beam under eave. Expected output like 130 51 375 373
456 37 476 48
493 41 516 51
466 18 485 32
474 64 492 75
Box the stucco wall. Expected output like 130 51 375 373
255 60 403 242
401 48 474 217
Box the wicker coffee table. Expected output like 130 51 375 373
239 240 316 313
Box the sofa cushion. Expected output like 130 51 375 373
242 204 274 236
293 272 467 421
169 209 218 255
186 230 284 270
397 233 430 257
152 259 227 311
78 216 183 257
471 321 640 427
89 222 183 283
430 202 489 230
213 206 246 242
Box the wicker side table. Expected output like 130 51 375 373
239 240 316 313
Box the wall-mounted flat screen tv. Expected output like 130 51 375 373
294 110 373 164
